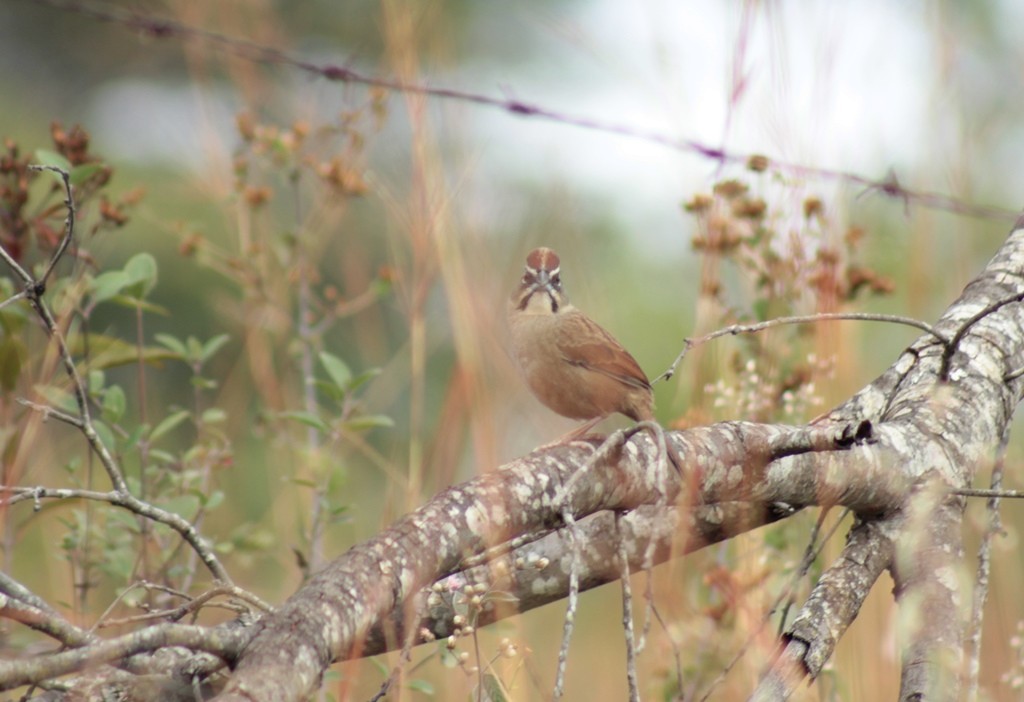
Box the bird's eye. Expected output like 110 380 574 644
551 273 561 289
522 273 534 285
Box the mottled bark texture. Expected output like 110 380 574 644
214 224 1024 702
9 221 1024 701
752 221 1024 701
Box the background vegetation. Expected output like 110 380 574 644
2 1 1024 699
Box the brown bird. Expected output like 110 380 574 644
508 247 654 436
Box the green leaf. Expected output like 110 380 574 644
280 410 328 433
190 376 218 390
92 420 116 454
122 253 158 299
0 337 25 393
87 370 105 395
148 449 176 465
124 424 146 447
406 679 434 695
34 149 71 173
200 407 226 424
91 271 130 305
201 490 225 510
101 385 126 424
346 368 382 395
0 302 28 334
154 333 188 358
69 333 178 371
33 384 78 414
313 379 346 404
69 163 104 186
343 414 394 431
161 494 200 520
439 647 459 668
763 525 790 551
319 352 351 391
107 295 170 316
200 334 230 363
186 336 203 361
150 409 191 442
479 673 509 702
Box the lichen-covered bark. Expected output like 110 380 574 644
362 501 787 655
753 222 1024 700
24 224 1023 701
211 226 1024 702
217 422 864 701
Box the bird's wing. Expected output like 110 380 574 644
559 323 651 391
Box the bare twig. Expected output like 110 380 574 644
0 290 28 313
616 512 640 702
0 591 94 648
552 506 581 701
965 424 1011 700
550 424 670 699
0 622 245 691
0 484 230 583
0 166 232 584
634 565 655 655
95 583 272 629
17 398 85 427
698 509 849 701
549 434 621 700
939 292 1024 381
650 600 686 699
32 165 77 286
950 487 1024 499
656 312 946 383
368 594 429 702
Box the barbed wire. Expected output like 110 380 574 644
26 0 1024 224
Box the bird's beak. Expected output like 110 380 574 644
531 270 551 290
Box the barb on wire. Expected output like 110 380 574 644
29 0 1024 225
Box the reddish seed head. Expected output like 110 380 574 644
525 247 560 273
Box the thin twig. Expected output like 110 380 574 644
616 512 641 702
17 398 85 427
473 620 484 701
368 594 429 702
0 622 244 691
552 506 581 700
656 312 946 383
550 424 671 699
965 424 1011 701
950 487 1024 499
29 165 77 286
0 291 28 313
0 166 232 584
95 583 272 629
634 568 655 655
1 482 230 584
650 601 686 699
1004 365 1024 382
698 509 849 701
939 292 1024 381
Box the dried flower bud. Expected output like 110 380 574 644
684 193 714 213
803 196 824 219
746 154 770 172
713 179 748 199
